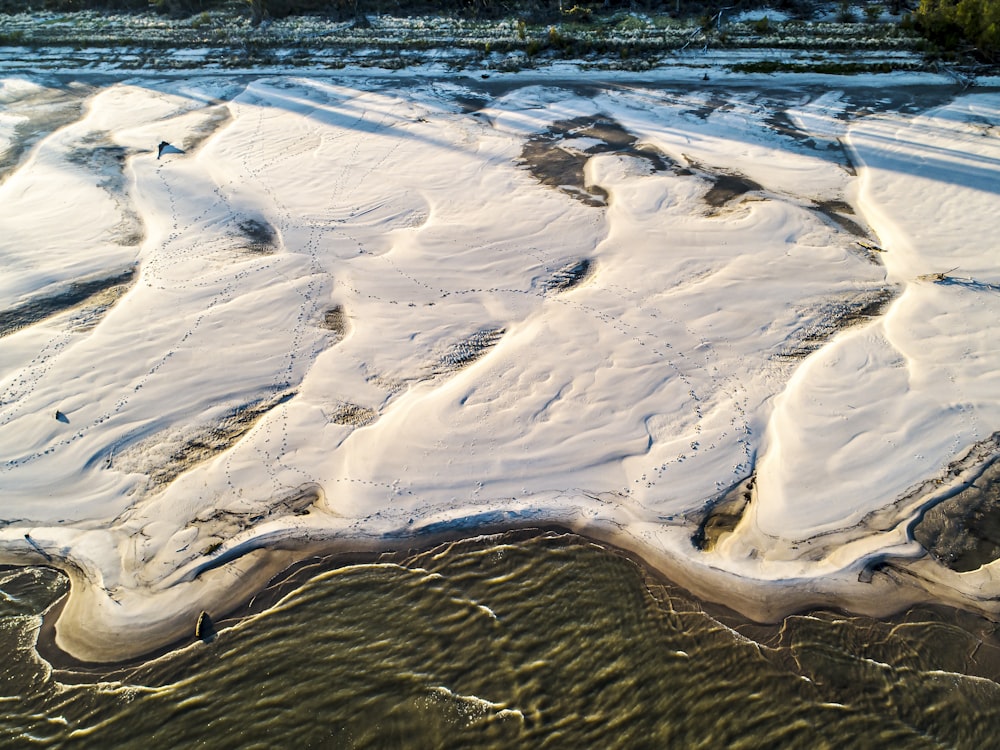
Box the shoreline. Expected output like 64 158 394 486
29 525 1000 685
3 69 999 672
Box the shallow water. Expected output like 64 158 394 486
3 532 1000 748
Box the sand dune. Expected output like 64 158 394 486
1 72 998 661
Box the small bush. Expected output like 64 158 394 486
562 4 591 22
617 15 646 31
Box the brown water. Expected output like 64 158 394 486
3 532 1000 748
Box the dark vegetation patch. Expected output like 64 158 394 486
429 327 505 376
236 217 278 255
775 286 895 360
916 0 1000 65
536 257 594 293
325 401 377 426
114 390 296 489
0 268 136 338
913 450 1000 572
0 4 942 77
320 304 347 338
728 60 908 74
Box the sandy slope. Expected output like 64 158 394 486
1 71 998 661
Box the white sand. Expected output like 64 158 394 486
1 71 998 661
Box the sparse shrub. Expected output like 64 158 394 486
201 541 223 555
563 4 591 22
617 15 646 31
753 15 771 33
838 0 857 21
865 3 883 21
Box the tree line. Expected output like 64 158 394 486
1 0 998 63
917 0 1000 61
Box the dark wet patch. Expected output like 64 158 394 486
0 83 94 185
429 327 504 376
814 199 868 238
66 131 130 185
320 304 347 338
775 286 895 360
692 476 753 552
66 131 145 246
192 483 321 556
236 217 278 255
767 109 819 148
182 104 233 153
536 258 594 294
682 96 735 121
520 115 678 208
521 135 607 207
702 170 764 208
913 453 1000 572
0 267 136 338
764 106 858 176
453 94 489 114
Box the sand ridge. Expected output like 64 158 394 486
1 72 999 661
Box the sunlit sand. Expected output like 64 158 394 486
1 71 998 661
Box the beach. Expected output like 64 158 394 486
1 69 999 670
